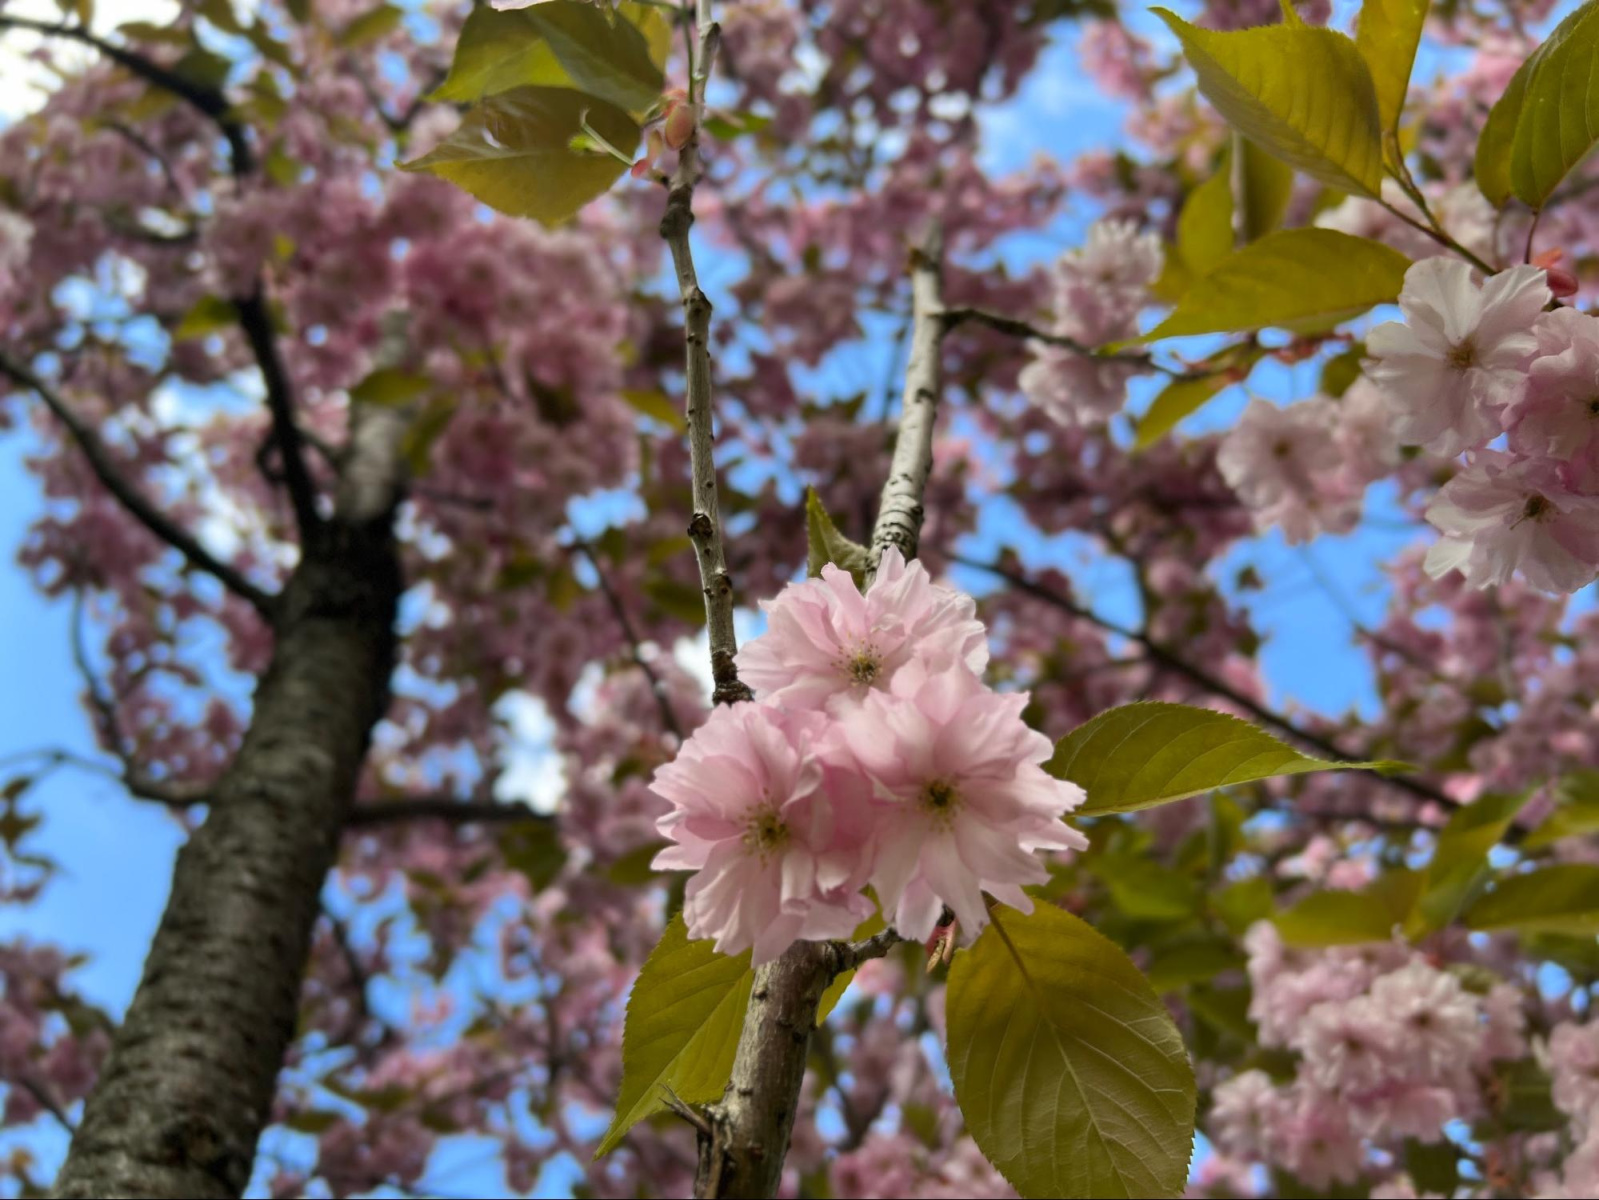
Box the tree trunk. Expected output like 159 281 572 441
52 511 402 1198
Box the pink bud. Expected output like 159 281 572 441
664 103 695 151
630 129 664 179
1547 266 1580 299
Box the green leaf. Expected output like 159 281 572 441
173 295 237 341
1236 134 1295 241
620 388 684 432
703 111 774 140
1405 1139 1460 1197
1092 855 1200 921
1136 374 1229 448
1409 790 1531 935
946 904 1195 1199
1154 8 1384 197
1463 864 1599 935
349 367 430 407
1476 37 1534 207
282 1109 344 1134
1481 2 1599 210
432 0 663 112
1320 344 1365 397
1047 702 1395 815
596 915 752 1157
1143 937 1245 993
1275 869 1424 947
401 87 640 226
500 821 565 893
1134 342 1263 447
336 3 402 48
197 0 246 36
1134 229 1408 344
1524 771 1599 850
805 487 871 586
1211 875 1274 936
401 396 458 476
1175 160 1235 279
644 576 707 626
1355 0 1429 140
1494 1057 1567 1132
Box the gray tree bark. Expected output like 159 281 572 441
52 404 410 1199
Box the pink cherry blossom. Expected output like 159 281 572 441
734 546 988 712
650 703 873 963
833 662 1086 941
1424 451 1599 593
1366 260 1550 457
1218 397 1362 543
1512 306 1599 481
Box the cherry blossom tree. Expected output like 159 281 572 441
7 1 1599 1198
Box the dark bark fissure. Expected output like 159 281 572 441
52 519 402 1199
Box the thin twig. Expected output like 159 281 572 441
17 1076 77 1135
660 0 748 707
0 14 253 174
343 798 554 829
951 554 1457 811
0 353 274 615
573 542 685 739
6 16 323 541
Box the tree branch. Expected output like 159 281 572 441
0 352 274 616
0 14 252 174
343 798 554 829
869 226 947 570
698 228 949 1199
951 554 1456 811
573 542 686 739
237 289 322 539
3 15 323 541
660 0 747 707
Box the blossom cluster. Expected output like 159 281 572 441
1368 258 1599 593
1018 218 1163 427
648 549 1087 963
1206 923 1526 1191
1531 1020 1599 1198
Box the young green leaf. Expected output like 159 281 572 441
805 487 871 585
1523 770 1599 850
1355 0 1429 140
1175 161 1236 280
946 904 1195 1199
1476 2 1599 210
1463 864 1599 935
431 0 663 112
1235 135 1296 241
173 295 238 341
1046 701 1398 815
1136 370 1226 447
336 3 402 49
1275 869 1424 946
349 367 430 408
1154 8 1385 197
1408 790 1531 935
620 388 685 432
402 87 640 226
1132 229 1409 343
595 915 753 1157
1475 39 1533 206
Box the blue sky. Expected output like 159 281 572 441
0 0 1528 1194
